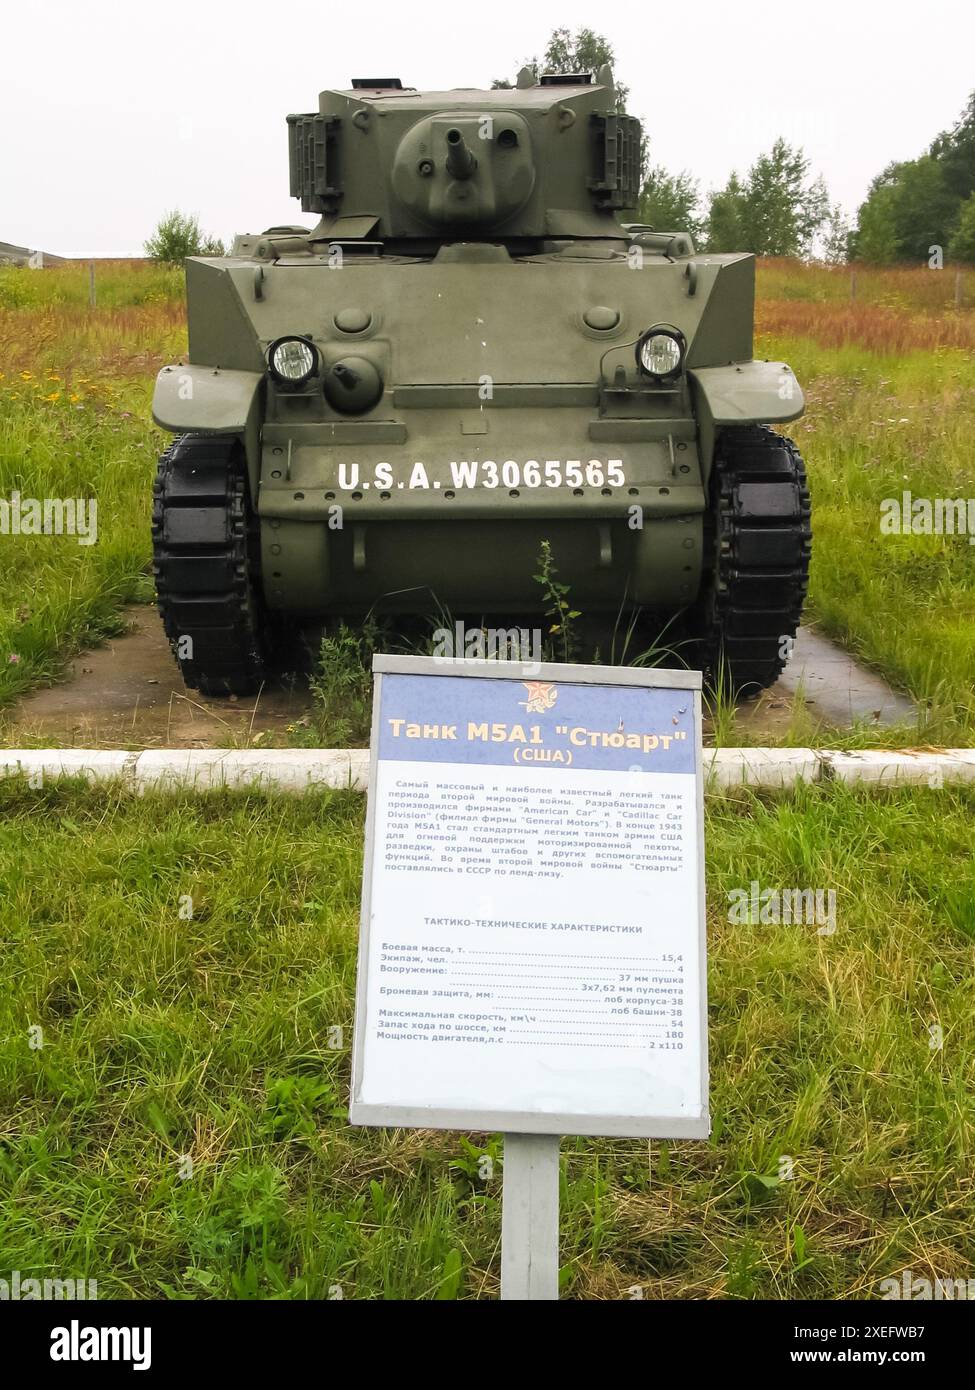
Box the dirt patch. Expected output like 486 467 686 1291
4 606 311 749
1 608 916 750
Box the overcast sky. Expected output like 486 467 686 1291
4 0 974 257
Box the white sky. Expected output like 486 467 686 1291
3 0 974 257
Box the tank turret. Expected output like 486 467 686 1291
285 69 642 242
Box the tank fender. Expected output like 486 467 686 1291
689 360 804 480
152 366 265 493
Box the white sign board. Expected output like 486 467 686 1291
350 656 709 1138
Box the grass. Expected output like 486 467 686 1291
0 261 184 312
0 775 972 1299
766 340 975 741
1 256 974 743
302 622 384 748
0 265 183 707
757 257 975 313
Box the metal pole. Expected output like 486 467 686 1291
955 269 963 309
88 262 96 308
501 1133 560 1300
850 269 856 302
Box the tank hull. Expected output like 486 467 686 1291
153 250 800 621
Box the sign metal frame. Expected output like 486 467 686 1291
349 654 709 1140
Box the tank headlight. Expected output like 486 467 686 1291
268 336 319 386
636 326 686 380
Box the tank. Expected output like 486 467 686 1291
151 66 811 696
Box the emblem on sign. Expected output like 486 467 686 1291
520 681 558 714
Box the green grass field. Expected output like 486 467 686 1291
1 777 972 1299
772 339 975 740
2 256 974 742
0 263 182 707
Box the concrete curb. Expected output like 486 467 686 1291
0 748 369 792
704 748 822 790
132 749 370 792
2 747 975 793
0 750 142 782
818 749 975 786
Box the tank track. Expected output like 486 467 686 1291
151 434 268 697
694 424 811 694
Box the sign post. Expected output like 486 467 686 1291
501 1134 560 1300
350 655 708 1298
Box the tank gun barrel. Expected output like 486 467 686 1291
445 127 476 180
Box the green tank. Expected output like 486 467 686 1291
151 66 810 696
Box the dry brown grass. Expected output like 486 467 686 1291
0 303 185 382
756 299 975 353
756 257 975 354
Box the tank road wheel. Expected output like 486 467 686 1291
152 434 270 697
691 425 811 695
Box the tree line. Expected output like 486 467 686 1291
643 91 975 263
498 28 975 265
853 94 975 263
144 28 975 265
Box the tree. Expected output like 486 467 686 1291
637 166 703 237
853 156 958 263
821 203 853 263
703 141 829 256
145 211 225 265
853 91 975 264
851 167 901 263
740 141 828 256
888 156 959 261
930 91 975 203
494 26 628 110
948 191 975 262
705 173 748 252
